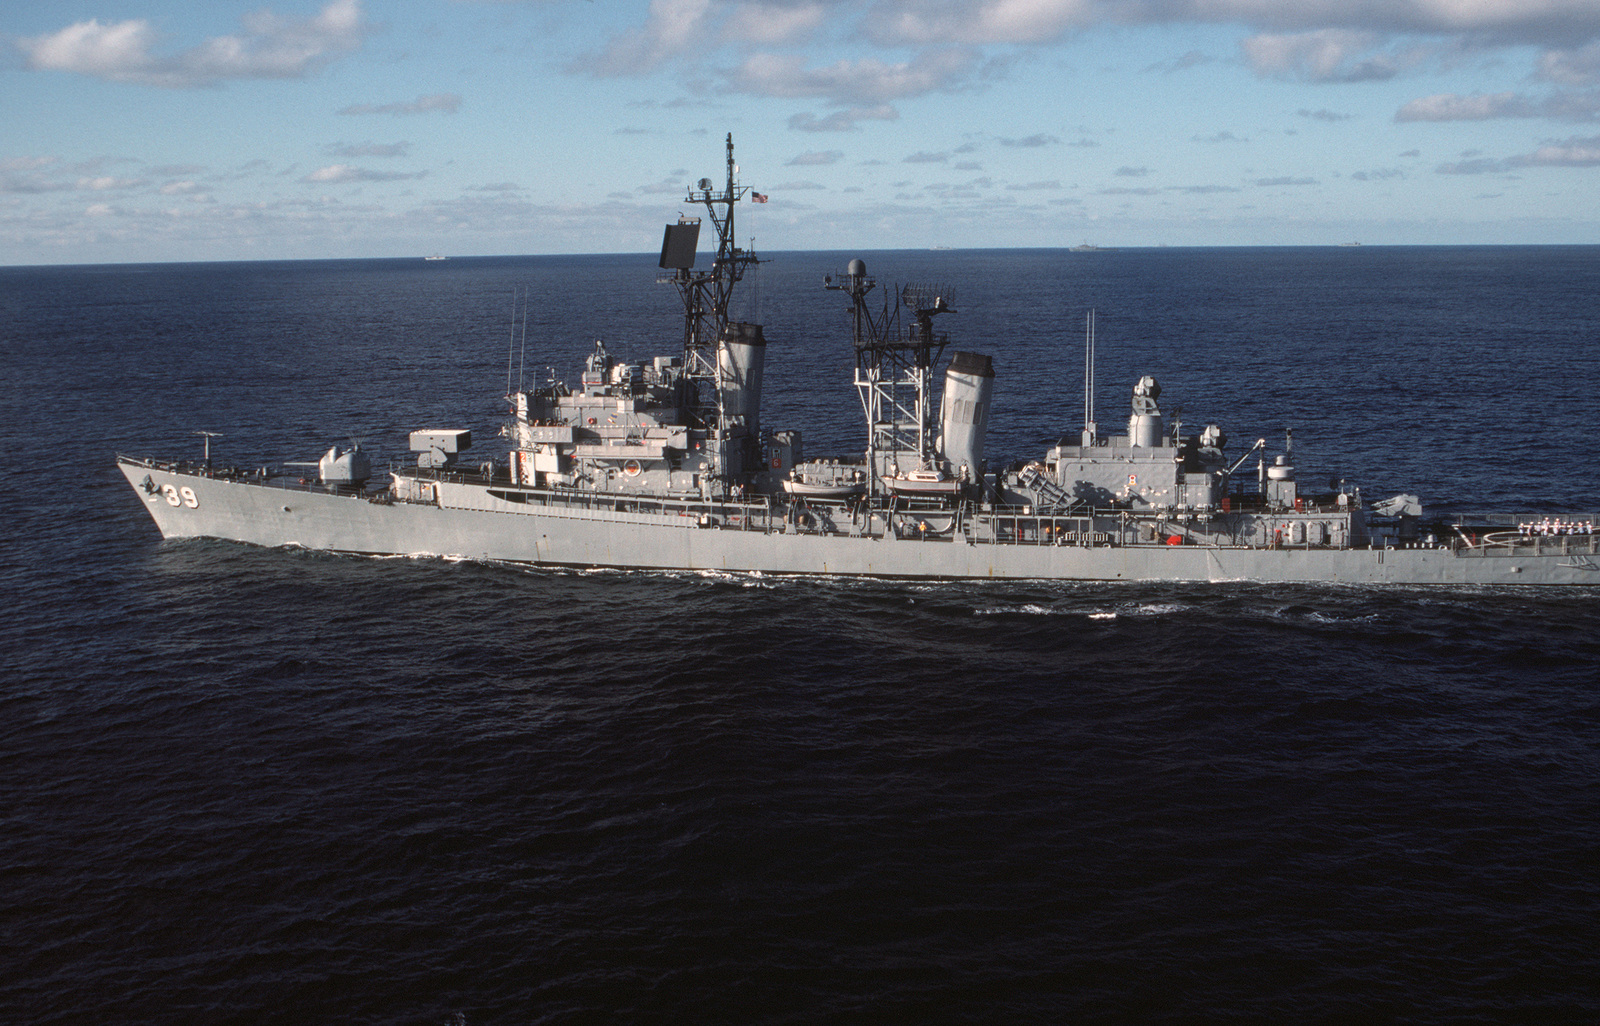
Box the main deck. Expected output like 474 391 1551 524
120 458 1600 585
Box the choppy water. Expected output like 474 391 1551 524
3 247 1599 1024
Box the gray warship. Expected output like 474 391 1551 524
119 137 1599 586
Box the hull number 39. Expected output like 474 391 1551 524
163 484 199 508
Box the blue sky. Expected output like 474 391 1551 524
4 0 1599 264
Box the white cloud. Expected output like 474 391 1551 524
787 105 900 131
864 0 1097 46
721 2 830 45
863 0 1600 48
1539 41 1600 85
564 0 1600 113
1 156 60 173
787 150 844 165
1397 90 1600 121
725 48 979 103
1398 92 1528 120
325 142 412 158
16 0 368 89
302 164 423 184
581 0 716 75
1238 29 1415 82
337 94 461 116
1513 134 1600 165
77 175 145 191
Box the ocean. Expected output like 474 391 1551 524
3 247 1599 1024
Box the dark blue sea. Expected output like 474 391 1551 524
3 247 1599 1024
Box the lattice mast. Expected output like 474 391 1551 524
661 134 761 487
826 261 953 496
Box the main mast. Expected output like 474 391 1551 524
658 133 763 495
826 261 953 497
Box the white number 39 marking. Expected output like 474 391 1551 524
163 484 199 508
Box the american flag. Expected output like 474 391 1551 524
751 192 768 203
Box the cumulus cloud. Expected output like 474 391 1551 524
721 1 831 45
303 165 424 184
2 176 67 195
862 0 1600 49
998 134 1060 147
581 0 828 76
564 0 1600 124
726 48 979 103
1239 29 1418 82
1539 41 1600 85
787 105 900 131
16 0 367 89
78 175 146 191
2 161 161 195
1512 134 1600 165
1399 92 1531 120
1298 108 1353 121
1396 90 1600 122
572 0 1600 106
338 94 461 116
904 151 950 163
787 150 844 165
863 0 1095 46
325 141 411 158
582 0 713 75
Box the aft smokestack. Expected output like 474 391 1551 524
939 351 995 482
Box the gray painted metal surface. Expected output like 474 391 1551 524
120 460 1600 585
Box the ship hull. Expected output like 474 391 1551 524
120 459 1600 586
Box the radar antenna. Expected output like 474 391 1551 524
195 430 224 467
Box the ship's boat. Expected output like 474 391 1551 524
117 136 1600 586
881 469 961 497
